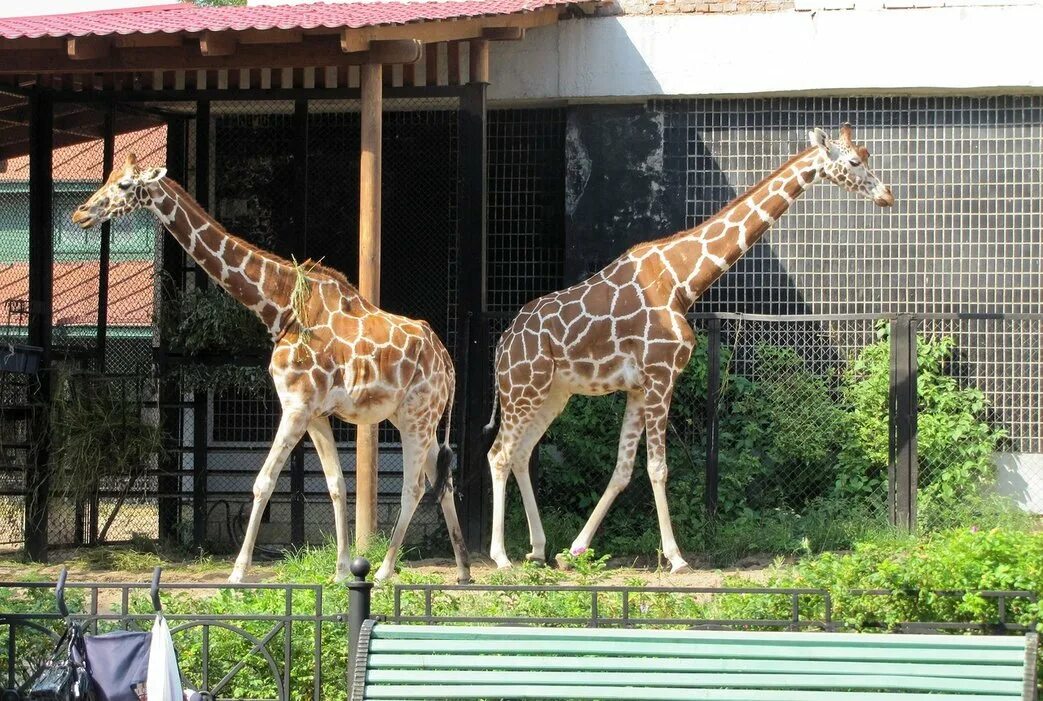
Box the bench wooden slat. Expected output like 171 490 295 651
367 653 1026 680
366 669 1024 695
363 683 1022 700
371 625 1029 649
369 637 1025 664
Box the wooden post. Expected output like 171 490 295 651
355 62 382 548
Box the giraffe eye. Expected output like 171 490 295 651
117 180 132 190
848 158 861 167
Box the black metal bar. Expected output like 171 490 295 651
347 558 373 686
457 80 489 552
889 314 918 531
192 100 211 549
50 85 469 103
704 318 722 519
289 98 309 548
95 102 115 372
158 115 188 543
83 102 117 548
25 90 53 562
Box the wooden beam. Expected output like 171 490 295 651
469 39 489 83
355 61 382 549
340 8 559 53
67 36 110 61
0 35 416 74
0 37 63 51
237 29 303 45
114 34 183 49
447 42 460 86
368 39 423 65
199 31 237 58
482 26 525 41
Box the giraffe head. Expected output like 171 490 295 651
809 124 894 207
71 153 167 229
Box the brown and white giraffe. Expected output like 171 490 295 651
485 124 894 572
72 154 470 585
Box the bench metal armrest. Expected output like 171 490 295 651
349 619 377 701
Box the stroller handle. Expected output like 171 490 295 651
55 566 69 618
151 566 163 612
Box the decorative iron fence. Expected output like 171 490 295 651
0 578 341 701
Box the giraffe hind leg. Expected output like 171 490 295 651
424 448 471 584
374 428 428 583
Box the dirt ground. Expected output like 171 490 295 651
0 550 779 587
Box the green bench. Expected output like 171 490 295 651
349 623 1038 700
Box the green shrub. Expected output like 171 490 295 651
836 327 1005 525
713 526 1043 636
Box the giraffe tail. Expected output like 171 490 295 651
430 360 456 500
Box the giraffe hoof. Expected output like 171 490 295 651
525 553 546 566
457 577 473 586
670 561 691 575
554 553 574 571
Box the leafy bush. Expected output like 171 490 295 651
837 327 1005 524
713 526 1042 635
534 326 1006 564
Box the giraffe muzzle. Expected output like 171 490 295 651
873 187 895 207
71 205 99 229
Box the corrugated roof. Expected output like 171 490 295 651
0 126 167 183
0 0 573 40
0 261 154 328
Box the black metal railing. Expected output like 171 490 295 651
0 575 343 701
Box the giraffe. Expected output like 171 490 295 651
485 124 894 572
72 154 470 585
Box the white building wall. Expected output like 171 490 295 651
489 7 1043 103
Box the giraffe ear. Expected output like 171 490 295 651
142 167 167 183
808 128 829 150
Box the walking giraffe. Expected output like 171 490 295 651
73 154 470 585
485 124 895 572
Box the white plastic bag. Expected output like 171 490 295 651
146 613 184 701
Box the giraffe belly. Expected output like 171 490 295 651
327 387 398 425
555 355 639 396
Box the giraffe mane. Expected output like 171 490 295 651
157 177 362 296
663 146 817 243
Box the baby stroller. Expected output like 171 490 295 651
24 568 212 701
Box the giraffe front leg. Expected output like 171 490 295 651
644 398 689 575
566 392 645 561
307 417 351 583
229 410 309 584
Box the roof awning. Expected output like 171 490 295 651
0 0 586 74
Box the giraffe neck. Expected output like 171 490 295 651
668 147 824 307
147 178 305 339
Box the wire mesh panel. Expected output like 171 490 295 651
486 108 566 314
179 98 463 552
915 317 1043 525
0 92 32 547
659 96 1043 317
530 316 888 564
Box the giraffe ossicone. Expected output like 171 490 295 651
485 124 894 573
73 154 471 586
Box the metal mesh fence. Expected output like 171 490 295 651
164 97 463 553
914 317 1043 527
659 95 1043 317
0 92 31 547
